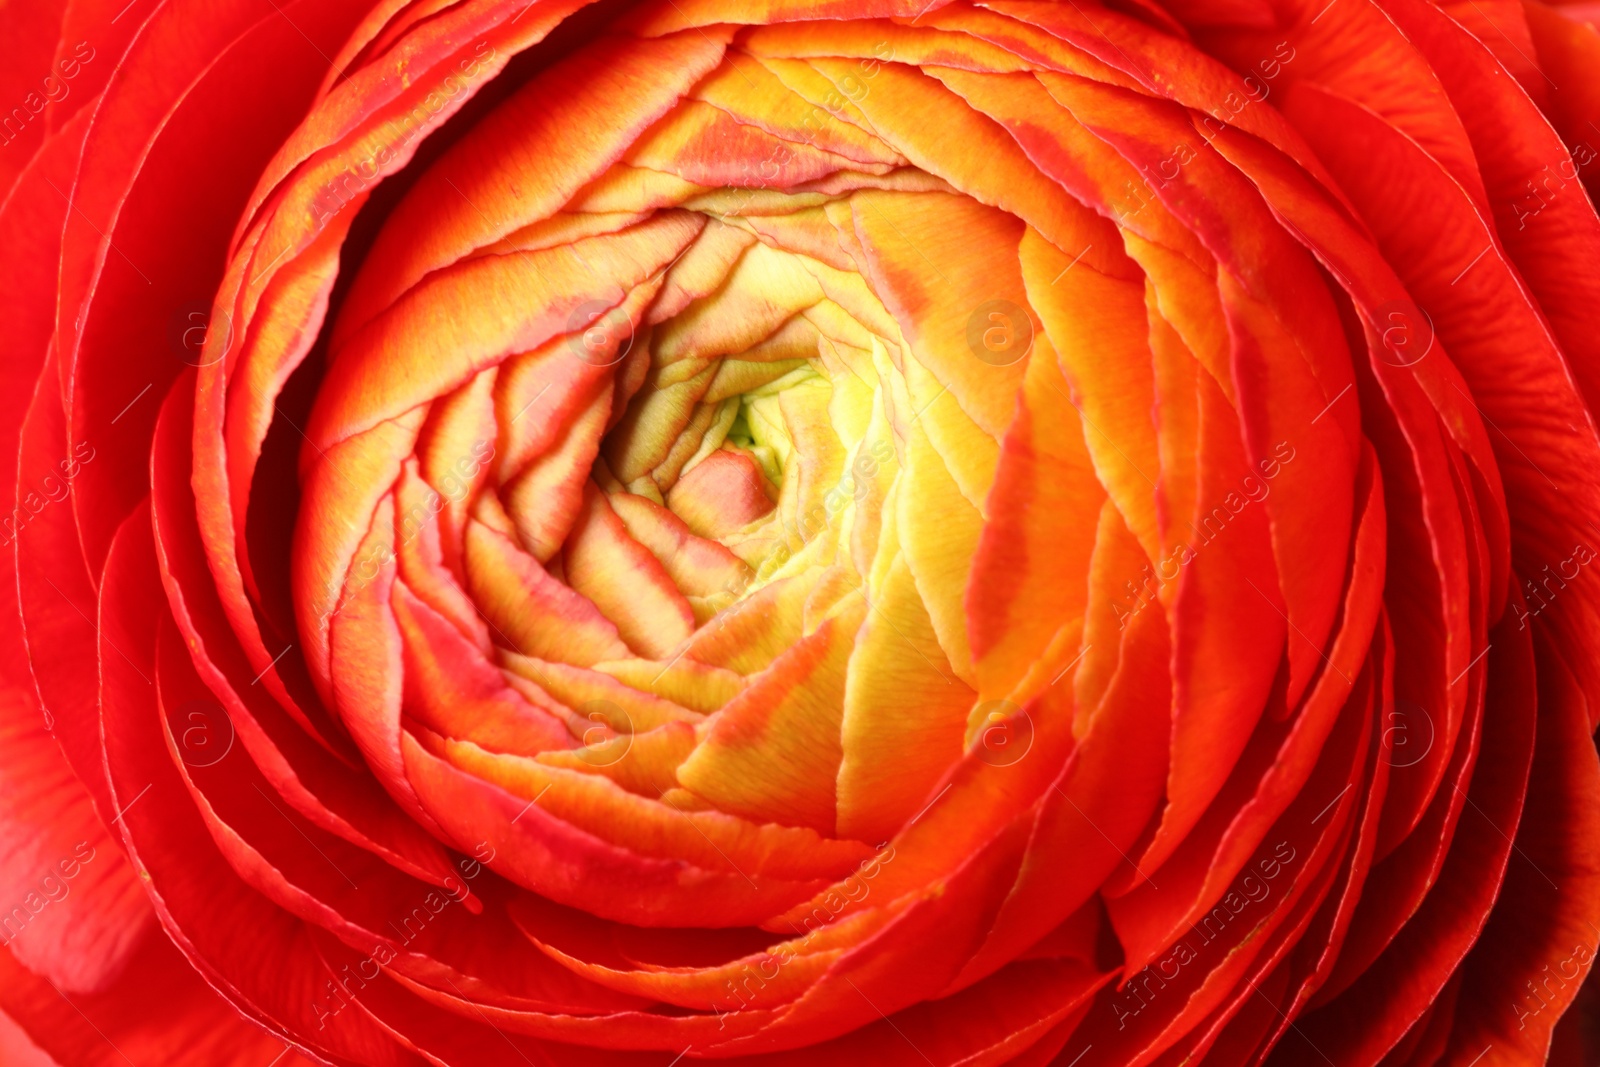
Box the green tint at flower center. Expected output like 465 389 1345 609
594 221 905 602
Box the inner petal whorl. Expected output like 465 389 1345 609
294 24 1087 929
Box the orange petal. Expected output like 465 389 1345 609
677 605 865 836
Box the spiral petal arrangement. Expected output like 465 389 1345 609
2 1 1599 1065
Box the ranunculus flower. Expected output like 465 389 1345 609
4 0 1600 1064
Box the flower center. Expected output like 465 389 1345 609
293 29 1051 879
576 227 902 604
